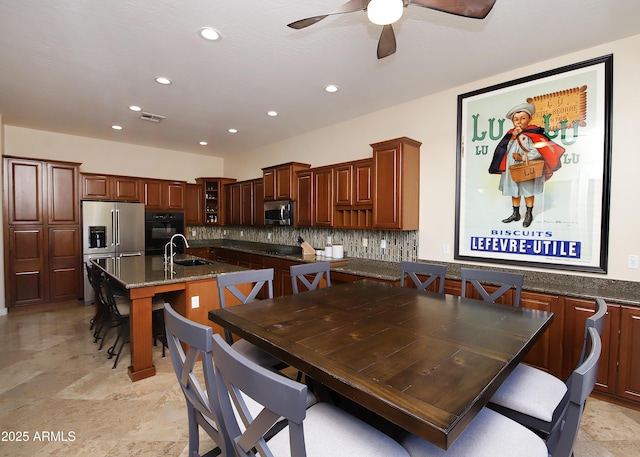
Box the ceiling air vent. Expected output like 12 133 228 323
139 112 165 123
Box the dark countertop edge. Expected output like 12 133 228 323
188 239 640 306
93 254 248 290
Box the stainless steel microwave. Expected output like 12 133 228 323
264 200 293 225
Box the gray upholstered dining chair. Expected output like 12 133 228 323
400 261 447 293
546 326 602 456
210 333 411 457
216 268 284 369
460 267 524 307
290 261 331 294
164 303 233 457
488 297 607 440
165 304 317 457
399 327 601 457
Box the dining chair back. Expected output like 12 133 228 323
460 268 524 307
164 303 232 457
547 327 602 457
400 261 447 294
216 269 284 369
216 269 274 344
578 298 607 364
290 261 331 294
211 333 411 457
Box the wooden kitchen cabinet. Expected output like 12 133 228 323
295 170 312 227
262 162 310 201
142 179 186 211
197 178 236 225
295 166 333 227
81 173 141 202
314 166 333 227
225 179 260 226
371 137 421 230
616 306 640 401
334 158 373 229
253 178 265 226
48 225 82 301
240 181 254 226
3 156 82 309
184 183 204 225
5 157 45 226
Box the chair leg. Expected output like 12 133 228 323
110 319 130 369
152 309 168 358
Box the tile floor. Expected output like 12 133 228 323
1 301 640 457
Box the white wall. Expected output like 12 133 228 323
224 34 640 282
3 127 225 182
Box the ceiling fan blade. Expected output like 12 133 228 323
377 24 397 59
287 0 368 29
409 0 496 19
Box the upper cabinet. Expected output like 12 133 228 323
81 173 141 202
6 157 79 226
225 178 262 226
142 179 186 211
47 162 80 225
262 162 310 201
295 166 333 228
371 137 421 230
5 157 45 225
196 178 236 225
184 183 204 225
333 158 373 229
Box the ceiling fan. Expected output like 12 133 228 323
287 0 496 59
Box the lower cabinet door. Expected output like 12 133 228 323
618 306 640 401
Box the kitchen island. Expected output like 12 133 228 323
92 255 248 381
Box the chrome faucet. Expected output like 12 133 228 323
165 233 190 269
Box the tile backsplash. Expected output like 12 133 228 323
187 225 418 262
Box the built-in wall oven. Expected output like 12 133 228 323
144 212 185 255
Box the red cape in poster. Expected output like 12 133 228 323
488 125 566 181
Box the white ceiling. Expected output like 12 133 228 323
1 0 640 158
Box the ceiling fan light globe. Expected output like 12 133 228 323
367 0 404 25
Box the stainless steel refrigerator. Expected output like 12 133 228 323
82 201 145 303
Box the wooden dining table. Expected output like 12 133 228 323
208 279 554 450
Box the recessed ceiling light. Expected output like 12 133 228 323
325 85 339 93
112 125 123 130
199 141 208 146
198 27 221 41
129 105 142 112
155 76 172 85
267 111 278 117
228 128 238 134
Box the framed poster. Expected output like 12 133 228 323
455 55 613 273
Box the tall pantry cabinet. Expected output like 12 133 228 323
3 156 82 309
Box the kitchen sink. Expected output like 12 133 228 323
173 258 212 266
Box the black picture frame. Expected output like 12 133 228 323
454 55 613 273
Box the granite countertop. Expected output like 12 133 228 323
92 254 247 289
189 238 640 306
